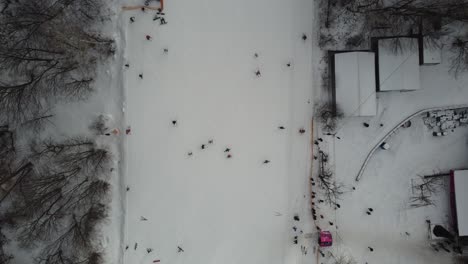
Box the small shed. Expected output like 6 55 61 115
377 37 421 91
334 51 376 117
451 170 468 237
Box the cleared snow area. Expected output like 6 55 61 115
313 47 468 263
121 0 315 263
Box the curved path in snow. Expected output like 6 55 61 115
355 104 468 182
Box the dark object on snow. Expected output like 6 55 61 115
363 122 369 127
352 186 356 190
227 154 232 159
145 0 160 6
319 249 326 257
164 48 169 53
438 243 451 253
368 208 373 212
201 144 205 150
366 211 371 215
405 232 410 236
126 187 130 191
147 248 153 253
329 221 333 225
380 123 384 127
313 156 318 160
146 35 152 40
336 136 341 139
314 140 319 145
188 152 193 156
433 225 455 241
380 142 390 150
254 53 259 58
125 63 130 68
172 120 177 126
299 128 306 134
139 74 143 79
125 245 129 250
153 15 161 21
208 139 213 144
224 148 231 152
286 62 291 67
320 215 324 219
255 69 261 77
302 34 307 41
318 138 323 142
318 199 324 203
278 126 285 130
293 226 297 231
263 160 270 164
141 7 146 11
368 247 374 252
141 216 148 221
130 16 135 23
135 243 138 250
160 18 167 25
402 120 411 128
293 215 300 221
178 246 184 252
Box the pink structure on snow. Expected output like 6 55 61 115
319 231 332 247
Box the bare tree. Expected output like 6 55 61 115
315 103 343 133
0 229 12 264
317 150 347 207
410 176 443 208
450 36 468 76
89 114 112 136
0 135 111 263
329 251 357 264
18 110 54 133
36 214 104 264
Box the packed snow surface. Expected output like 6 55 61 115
122 0 315 263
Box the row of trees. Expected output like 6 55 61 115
0 131 111 264
0 0 114 125
0 0 115 263
320 0 468 76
